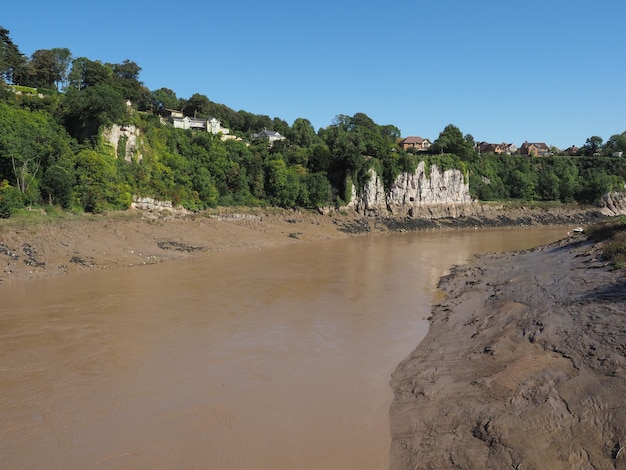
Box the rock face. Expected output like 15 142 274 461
352 163 475 217
103 124 142 162
131 196 189 214
599 191 626 216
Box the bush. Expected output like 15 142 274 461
586 217 626 269
0 180 23 217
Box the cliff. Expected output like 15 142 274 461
351 163 476 218
102 124 142 162
599 191 626 216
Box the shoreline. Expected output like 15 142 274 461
0 204 608 285
2 204 624 468
389 235 626 469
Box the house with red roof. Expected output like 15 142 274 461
399 136 431 152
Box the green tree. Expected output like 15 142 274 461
307 143 332 173
110 59 151 109
42 162 74 207
67 57 112 90
604 132 626 156
0 26 27 85
301 172 332 207
581 136 603 157
508 169 536 200
27 48 72 90
182 93 211 118
61 84 127 140
73 149 131 212
0 103 65 204
536 165 560 201
265 157 300 207
289 118 318 147
151 87 180 111
576 168 613 204
0 179 22 217
431 124 475 160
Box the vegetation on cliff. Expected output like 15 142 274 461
1 26 625 217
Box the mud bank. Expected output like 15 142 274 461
0 205 610 284
390 235 626 469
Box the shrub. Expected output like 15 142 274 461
0 180 23 217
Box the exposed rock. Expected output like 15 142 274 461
353 164 474 217
103 124 142 162
599 191 626 216
131 196 190 214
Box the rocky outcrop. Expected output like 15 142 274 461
131 196 189 214
103 124 142 162
352 163 475 217
599 191 626 216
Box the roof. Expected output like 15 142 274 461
253 129 285 139
521 141 550 150
402 136 428 144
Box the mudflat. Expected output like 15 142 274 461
0 204 606 284
390 235 626 469
1 204 622 469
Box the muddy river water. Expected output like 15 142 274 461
0 227 569 469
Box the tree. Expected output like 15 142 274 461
289 118 317 147
61 84 127 140
536 165 560 201
183 93 211 118
110 59 151 109
431 124 475 160
42 162 74 207
0 179 23 217
581 136 603 157
0 27 27 85
51 48 72 90
307 143 332 173
0 103 61 204
73 149 131 212
576 168 613 203
604 132 626 156
28 49 59 89
272 117 290 136
301 172 332 207
27 48 72 90
264 157 300 207
67 57 112 90
151 87 180 111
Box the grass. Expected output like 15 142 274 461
586 216 626 269
0 205 143 233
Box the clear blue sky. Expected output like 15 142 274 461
3 0 625 148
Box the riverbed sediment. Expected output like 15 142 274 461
2 204 624 469
389 234 626 469
0 204 607 284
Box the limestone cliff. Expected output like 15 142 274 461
102 124 142 162
351 163 476 218
599 191 626 216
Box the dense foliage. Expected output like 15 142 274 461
1 26 625 217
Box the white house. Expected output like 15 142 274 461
162 109 230 135
252 129 286 143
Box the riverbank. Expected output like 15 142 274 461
0 204 608 284
1 204 624 468
389 233 626 469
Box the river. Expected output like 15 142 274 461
0 227 569 469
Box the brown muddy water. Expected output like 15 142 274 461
0 227 569 469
